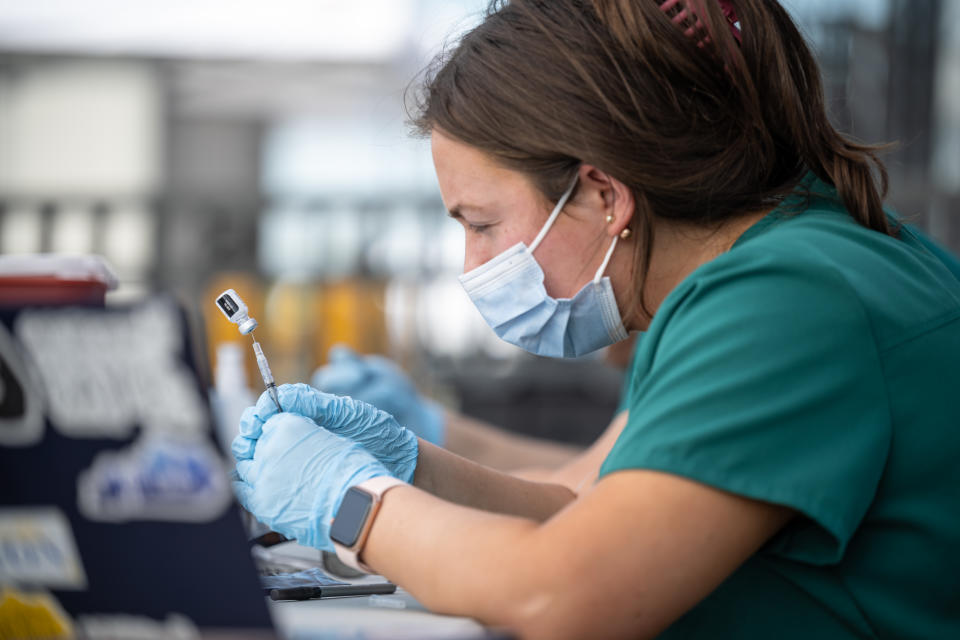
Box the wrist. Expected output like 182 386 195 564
411 437 437 492
380 428 419 484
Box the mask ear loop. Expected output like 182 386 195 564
593 234 618 283
529 173 580 254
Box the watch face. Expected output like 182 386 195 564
331 488 374 547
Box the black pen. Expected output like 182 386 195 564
269 583 397 601
270 586 324 601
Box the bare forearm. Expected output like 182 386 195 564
515 411 630 491
362 485 540 626
410 412 628 521
444 411 582 471
414 439 576 521
442 410 629 493
362 472 794 640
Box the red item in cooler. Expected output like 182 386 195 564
0 255 119 307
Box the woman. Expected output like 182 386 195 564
232 1 960 637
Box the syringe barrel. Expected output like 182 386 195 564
252 341 275 385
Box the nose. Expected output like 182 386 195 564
463 249 482 274
462 238 492 274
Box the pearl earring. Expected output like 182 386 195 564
605 214 615 224
619 228 632 240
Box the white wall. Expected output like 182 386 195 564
0 61 162 198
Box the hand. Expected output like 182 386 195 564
311 346 446 445
232 412 391 551
232 383 419 483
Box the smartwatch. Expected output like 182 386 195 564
331 476 406 573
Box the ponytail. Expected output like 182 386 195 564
731 0 892 234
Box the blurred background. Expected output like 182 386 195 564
1 0 957 446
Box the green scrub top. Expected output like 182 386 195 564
600 176 960 638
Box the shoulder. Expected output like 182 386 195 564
649 231 873 356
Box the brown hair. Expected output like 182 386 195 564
410 0 892 318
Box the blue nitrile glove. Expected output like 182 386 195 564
232 412 391 551
232 383 419 483
311 346 445 446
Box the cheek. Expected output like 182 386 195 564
463 236 494 273
463 230 520 272
462 217 542 273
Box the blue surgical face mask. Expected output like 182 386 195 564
459 174 629 358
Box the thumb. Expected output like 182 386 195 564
274 383 327 419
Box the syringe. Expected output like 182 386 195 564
252 336 282 412
215 288 282 413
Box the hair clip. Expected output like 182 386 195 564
658 0 742 47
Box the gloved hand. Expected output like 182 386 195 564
232 383 419 483
311 346 445 446
232 412 391 551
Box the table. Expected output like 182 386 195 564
268 575 506 640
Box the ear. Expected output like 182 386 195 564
577 164 635 237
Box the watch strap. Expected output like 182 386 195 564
358 475 407 497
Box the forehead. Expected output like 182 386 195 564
430 129 538 209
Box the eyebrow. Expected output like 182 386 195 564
447 204 483 219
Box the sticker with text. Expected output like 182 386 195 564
14 301 207 440
0 588 73 639
77 435 232 523
0 508 87 590
0 324 45 447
